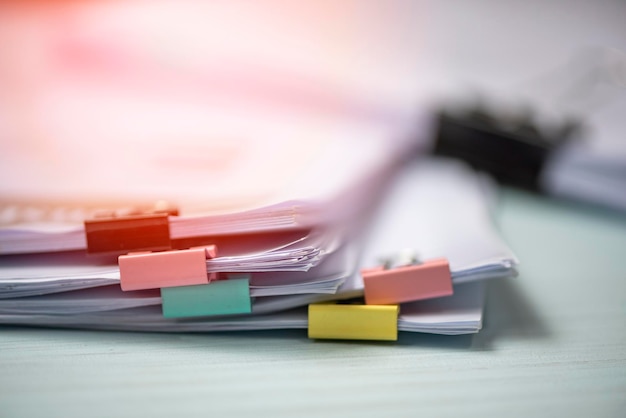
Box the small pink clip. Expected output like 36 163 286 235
362 257 453 305
119 245 217 291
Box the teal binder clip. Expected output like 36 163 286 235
161 278 252 318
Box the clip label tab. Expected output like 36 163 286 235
119 246 216 291
363 258 453 305
85 213 171 255
308 303 399 341
161 278 252 318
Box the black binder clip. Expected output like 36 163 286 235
432 102 582 191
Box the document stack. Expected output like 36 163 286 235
0 150 518 340
0 0 518 341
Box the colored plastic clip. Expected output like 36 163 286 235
161 278 252 318
362 257 453 305
119 245 217 291
85 213 172 255
308 303 399 341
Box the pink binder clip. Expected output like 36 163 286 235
119 245 217 291
362 257 453 305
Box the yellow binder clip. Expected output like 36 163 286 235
308 302 399 341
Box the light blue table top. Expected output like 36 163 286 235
1 188 625 418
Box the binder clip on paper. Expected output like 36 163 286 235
432 47 626 193
432 100 580 192
308 302 399 341
161 277 252 318
362 251 453 305
84 201 179 255
118 245 218 291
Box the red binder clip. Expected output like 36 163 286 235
362 256 453 305
119 245 217 291
84 202 178 255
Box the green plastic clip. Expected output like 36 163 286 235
161 278 252 318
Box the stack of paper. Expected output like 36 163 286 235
0 158 518 335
